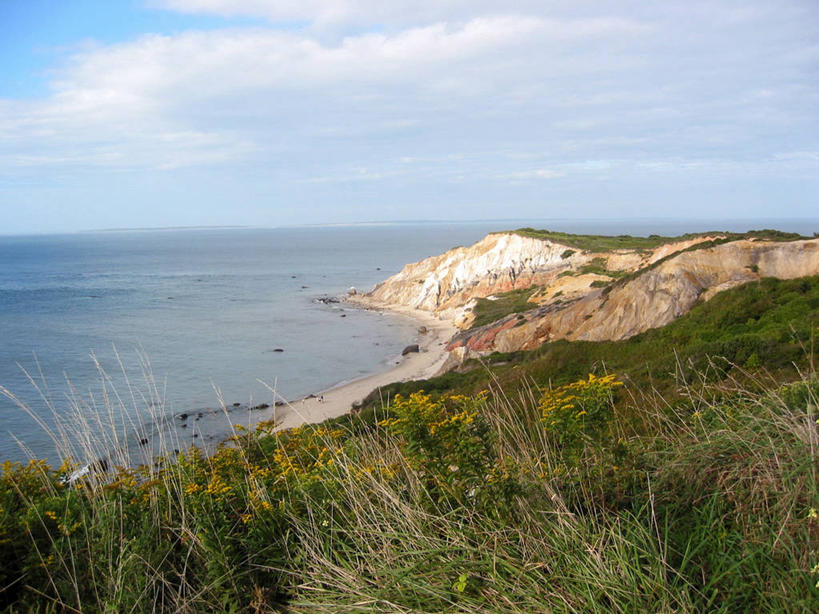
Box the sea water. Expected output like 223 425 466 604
1 219 816 464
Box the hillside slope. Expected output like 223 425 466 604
364 230 819 363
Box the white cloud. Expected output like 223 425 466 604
0 14 649 173
150 0 549 28
2 0 818 231
504 169 566 180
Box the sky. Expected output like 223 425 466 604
0 0 817 234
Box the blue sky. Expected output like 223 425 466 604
1 0 817 234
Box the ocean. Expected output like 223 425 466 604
1 219 817 465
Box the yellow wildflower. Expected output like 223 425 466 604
184 483 202 495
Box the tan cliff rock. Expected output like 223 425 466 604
365 232 819 367
367 232 721 326
446 238 819 362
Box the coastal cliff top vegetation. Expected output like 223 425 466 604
469 287 541 329
2 365 816 611
2 275 817 612
505 227 810 252
365 276 819 411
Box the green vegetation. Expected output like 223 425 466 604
508 227 808 252
365 276 819 408
2 372 817 611
578 256 626 278
1 276 818 612
469 286 540 329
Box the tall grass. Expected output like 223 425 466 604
1 361 817 612
0 348 190 478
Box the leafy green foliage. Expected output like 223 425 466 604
508 227 807 252
539 373 623 451
1 365 818 612
378 276 819 406
469 286 539 329
2 277 818 611
579 256 625 278
380 391 520 512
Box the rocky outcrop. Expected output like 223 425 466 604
446 239 819 361
367 232 720 325
365 231 819 366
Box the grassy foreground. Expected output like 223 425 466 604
1 366 818 611
2 276 819 612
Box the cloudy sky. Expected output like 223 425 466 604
1 0 817 233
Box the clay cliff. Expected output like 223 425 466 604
364 231 819 365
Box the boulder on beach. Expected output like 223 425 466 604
402 344 420 356
418 326 428 334
347 287 357 295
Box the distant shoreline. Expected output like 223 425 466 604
242 296 457 433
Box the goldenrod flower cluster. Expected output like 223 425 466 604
538 373 623 447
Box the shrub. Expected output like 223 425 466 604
539 373 623 452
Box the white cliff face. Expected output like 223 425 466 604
368 233 575 313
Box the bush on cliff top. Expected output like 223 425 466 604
508 227 808 252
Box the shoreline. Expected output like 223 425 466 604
55 296 457 472
244 296 458 432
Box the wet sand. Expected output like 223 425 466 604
246 297 457 431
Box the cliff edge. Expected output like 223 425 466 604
365 229 819 366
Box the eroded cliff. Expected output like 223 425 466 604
365 230 819 365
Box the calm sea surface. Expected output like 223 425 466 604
1 219 817 464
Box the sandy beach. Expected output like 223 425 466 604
246 297 457 431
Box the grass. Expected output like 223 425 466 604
469 287 540 329
1 277 818 611
578 256 626 278
507 227 810 252
362 276 819 409
1 366 817 612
